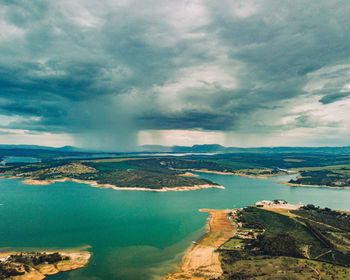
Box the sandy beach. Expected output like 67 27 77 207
21 178 224 192
165 209 236 280
0 251 91 280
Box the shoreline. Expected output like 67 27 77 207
279 180 350 189
188 169 235 175
19 178 225 192
190 169 295 179
0 250 91 280
203 170 350 190
234 171 298 179
165 202 303 280
165 209 236 280
7 171 350 191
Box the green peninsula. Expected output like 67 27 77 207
167 201 350 280
218 203 350 279
0 158 223 191
0 251 91 280
4 152 350 190
288 165 350 188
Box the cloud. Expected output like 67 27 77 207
1 0 350 149
138 130 226 146
319 92 350 104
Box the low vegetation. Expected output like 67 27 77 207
4 153 350 189
219 255 350 280
289 166 350 187
217 206 350 279
1 158 219 189
0 252 69 279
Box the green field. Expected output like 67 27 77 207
290 165 350 187
219 255 350 280
86 161 139 172
209 159 261 170
239 207 327 258
217 206 350 279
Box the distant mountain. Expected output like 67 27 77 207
0 145 97 153
138 145 173 152
0 144 57 150
55 146 79 152
0 145 103 160
54 146 99 153
2 144 350 156
232 146 350 154
173 144 227 153
140 145 350 154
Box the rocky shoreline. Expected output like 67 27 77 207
0 251 91 280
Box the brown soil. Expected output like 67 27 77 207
165 209 236 280
1 251 91 280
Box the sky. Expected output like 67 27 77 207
1 0 350 151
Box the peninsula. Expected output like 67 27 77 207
0 251 91 280
0 158 223 191
167 201 350 279
3 152 350 191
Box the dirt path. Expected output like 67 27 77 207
165 209 236 280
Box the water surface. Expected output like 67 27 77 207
1 156 40 164
0 173 350 279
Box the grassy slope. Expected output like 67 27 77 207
290 166 350 187
218 207 350 280
239 208 327 257
219 255 350 280
1 158 218 189
4 153 350 188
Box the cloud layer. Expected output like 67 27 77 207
1 0 350 149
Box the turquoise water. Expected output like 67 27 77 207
1 173 350 279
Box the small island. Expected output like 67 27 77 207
0 251 91 280
167 200 350 279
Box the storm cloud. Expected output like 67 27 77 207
1 0 350 149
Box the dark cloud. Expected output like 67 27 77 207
1 0 350 149
139 110 237 130
293 114 338 129
0 103 40 116
319 92 350 104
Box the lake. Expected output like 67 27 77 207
1 173 350 279
1 156 40 164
